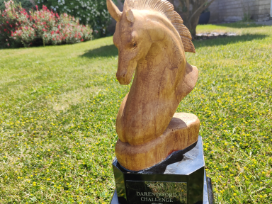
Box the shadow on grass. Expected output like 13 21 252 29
81 44 118 58
80 34 267 58
215 22 269 28
193 34 268 48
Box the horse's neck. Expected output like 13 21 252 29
117 20 188 145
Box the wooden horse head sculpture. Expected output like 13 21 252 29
107 0 200 171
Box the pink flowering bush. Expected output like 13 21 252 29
0 0 23 47
0 0 92 48
12 25 36 46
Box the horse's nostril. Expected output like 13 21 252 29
116 72 126 79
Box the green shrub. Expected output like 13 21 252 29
36 0 111 38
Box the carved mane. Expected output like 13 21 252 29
125 0 195 53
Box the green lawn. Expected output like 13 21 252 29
0 22 271 203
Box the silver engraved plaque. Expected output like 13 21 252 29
126 181 187 204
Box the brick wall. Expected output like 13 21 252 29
209 0 271 23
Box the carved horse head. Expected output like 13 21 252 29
107 0 195 85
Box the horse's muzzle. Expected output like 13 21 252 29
116 58 137 85
116 71 129 85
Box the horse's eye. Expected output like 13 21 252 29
133 43 137 47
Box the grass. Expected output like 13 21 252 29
0 22 271 203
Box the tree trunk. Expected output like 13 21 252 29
169 0 215 38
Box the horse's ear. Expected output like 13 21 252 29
123 0 129 11
107 0 122 22
126 9 135 23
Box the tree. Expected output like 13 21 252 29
168 0 215 38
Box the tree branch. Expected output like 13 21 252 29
202 0 216 11
186 0 190 9
189 0 215 24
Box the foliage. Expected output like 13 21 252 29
241 0 252 22
0 0 34 12
0 0 92 48
0 23 272 203
35 0 112 38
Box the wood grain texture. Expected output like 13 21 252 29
107 0 199 171
115 113 200 171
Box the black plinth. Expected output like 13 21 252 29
111 136 214 204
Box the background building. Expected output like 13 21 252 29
208 0 272 23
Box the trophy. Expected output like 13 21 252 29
107 0 214 203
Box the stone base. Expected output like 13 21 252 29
111 136 214 204
111 174 214 204
116 113 200 171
